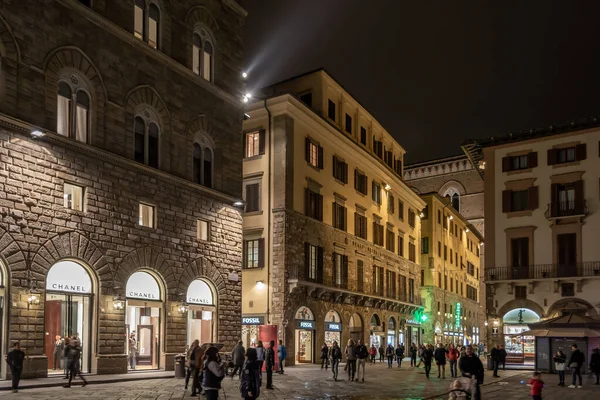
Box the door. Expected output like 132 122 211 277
137 325 154 366
557 233 577 277
511 237 530 279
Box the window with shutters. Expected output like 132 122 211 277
244 239 264 269
360 126 367 145
384 150 394 168
408 278 415 303
345 114 352 134
372 181 382 204
438 241 441 257
408 242 416 262
502 152 538 172
385 227 395 252
421 237 429 254
305 243 322 282
244 130 264 158
333 156 348 183
372 266 384 296
408 209 416 228
305 138 323 169
373 138 383 158
549 181 585 217
511 190 529 212
386 270 397 299
332 202 347 231
388 194 395 214
328 99 336 121
333 253 348 288
354 169 368 195
398 200 404 220
394 158 403 176
373 219 384 246
502 186 538 213
305 188 323 221
357 260 364 292
354 213 367 239
398 235 404 257
244 183 260 213
548 144 586 165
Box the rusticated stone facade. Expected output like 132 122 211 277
0 0 245 379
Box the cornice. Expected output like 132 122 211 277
222 0 248 17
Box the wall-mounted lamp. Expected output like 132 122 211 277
449 215 454 221
419 212 425 218
112 294 125 310
384 183 392 191
465 228 469 233
256 280 265 290
484 321 489 326
30 130 45 138
233 200 244 207
27 291 40 307
493 320 499 326
177 301 189 314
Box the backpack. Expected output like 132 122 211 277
357 345 368 359
240 361 261 398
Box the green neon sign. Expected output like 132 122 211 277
455 303 461 329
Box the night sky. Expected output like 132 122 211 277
240 0 600 163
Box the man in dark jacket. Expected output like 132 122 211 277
395 344 404 368
6 342 25 393
410 343 418 367
264 340 275 389
498 345 507 371
490 344 501 377
356 339 369 382
459 345 484 400
434 343 447 379
421 344 434 378
231 341 246 379
567 343 585 388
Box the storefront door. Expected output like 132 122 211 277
186 279 216 346
294 306 316 363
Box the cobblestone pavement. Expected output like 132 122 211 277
1 363 598 399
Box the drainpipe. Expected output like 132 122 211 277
264 99 272 325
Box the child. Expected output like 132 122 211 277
528 371 544 400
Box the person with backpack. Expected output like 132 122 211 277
395 344 405 368
264 340 275 390
355 339 369 382
369 345 377 364
320 343 329 370
330 341 342 381
240 347 261 400
63 339 88 388
378 344 385 363
447 343 460 378
6 342 25 393
202 346 226 400
385 344 394 368
277 340 286 374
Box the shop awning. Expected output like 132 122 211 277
514 328 600 338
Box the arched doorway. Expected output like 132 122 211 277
369 314 383 347
387 317 397 345
349 313 363 343
186 278 216 346
44 260 95 375
324 310 342 346
294 306 315 363
0 259 7 378
503 308 540 367
125 270 165 371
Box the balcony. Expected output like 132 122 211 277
485 262 600 281
545 200 588 219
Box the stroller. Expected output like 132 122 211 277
448 376 476 400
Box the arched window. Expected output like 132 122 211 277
133 113 160 168
134 1 160 50
192 136 214 188
452 193 460 212
442 187 461 212
192 27 214 81
57 79 91 143
134 0 145 40
148 4 160 49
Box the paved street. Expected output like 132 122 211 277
1 363 598 399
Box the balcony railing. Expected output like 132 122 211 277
545 200 588 219
486 262 600 281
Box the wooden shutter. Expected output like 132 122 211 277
550 183 558 217
342 255 349 288
318 145 324 169
502 156 511 172
372 222 377 244
528 186 538 210
354 169 359 190
305 137 310 163
379 267 384 295
258 238 265 268
332 155 337 179
575 143 587 161
317 194 323 221
317 246 324 283
332 202 337 227
343 206 347 231
502 190 512 213
243 132 247 158
528 152 538 168
574 180 584 213
304 242 310 279
258 129 265 155
242 240 247 268
304 188 310 216
343 161 348 184
547 148 557 165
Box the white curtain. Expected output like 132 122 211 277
76 105 88 143
193 45 200 75
202 51 212 81
148 19 158 48
57 96 70 136
134 5 144 39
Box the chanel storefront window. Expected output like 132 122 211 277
125 271 163 371
186 279 215 346
44 260 93 375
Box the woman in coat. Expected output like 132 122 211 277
345 339 357 381
553 350 567 386
329 341 342 381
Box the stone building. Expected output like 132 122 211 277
464 120 600 367
0 0 246 379
241 69 426 366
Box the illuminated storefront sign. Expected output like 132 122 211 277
455 303 462 329
242 316 265 325
326 322 341 331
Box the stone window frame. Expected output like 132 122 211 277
134 0 163 50
192 24 216 82
192 133 215 188
243 176 262 215
134 107 162 169
56 71 93 144
505 225 536 268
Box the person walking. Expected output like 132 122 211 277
6 342 25 393
240 347 261 400
378 344 385 363
499 345 507 371
410 343 418 367
355 339 368 382
589 348 600 385
345 339 357 381
458 345 484 400
490 344 501 377
320 343 329 370
434 343 447 379
53 336 64 370
190 341 205 397
553 350 567 386
448 343 460 378
63 339 88 388
422 344 434 379
369 344 377 364
277 340 286 374
185 340 199 391
128 332 137 371
63 336 71 379
395 343 404 368
567 343 584 388
528 371 544 400
330 341 342 381
256 341 265 375
230 341 246 379
385 343 394 368
264 340 275 390
202 346 226 400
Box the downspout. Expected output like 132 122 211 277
265 99 272 324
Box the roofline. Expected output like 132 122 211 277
404 153 468 170
419 191 484 242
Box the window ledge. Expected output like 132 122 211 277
334 178 347 186
506 210 534 218
506 168 533 176
306 162 321 172
244 154 264 162
242 266 265 271
244 210 263 216
355 190 367 197
552 160 581 169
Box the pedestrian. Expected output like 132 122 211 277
434 343 447 379
185 339 198 391
386 343 394 368
395 343 404 368
6 342 25 393
264 340 275 390
448 343 460 378
355 339 368 382
499 344 507 371
63 339 88 388
330 341 342 381
128 332 137 371
240 347 261 400
345 339 357 381
589 348 600 385
422 344 434 379
190 341 205 397
277 340 286 374
417 344 425 368
410 343 418 367
53 336 64 370
202 346 226 400
256 341 265 375
553 350 566 386
528 371 544 400
379 344 385 363
369 344 377 364
320 343 329 370
230 340 245 379
490 344 500 377
567 343 584 388
458 345 484 400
